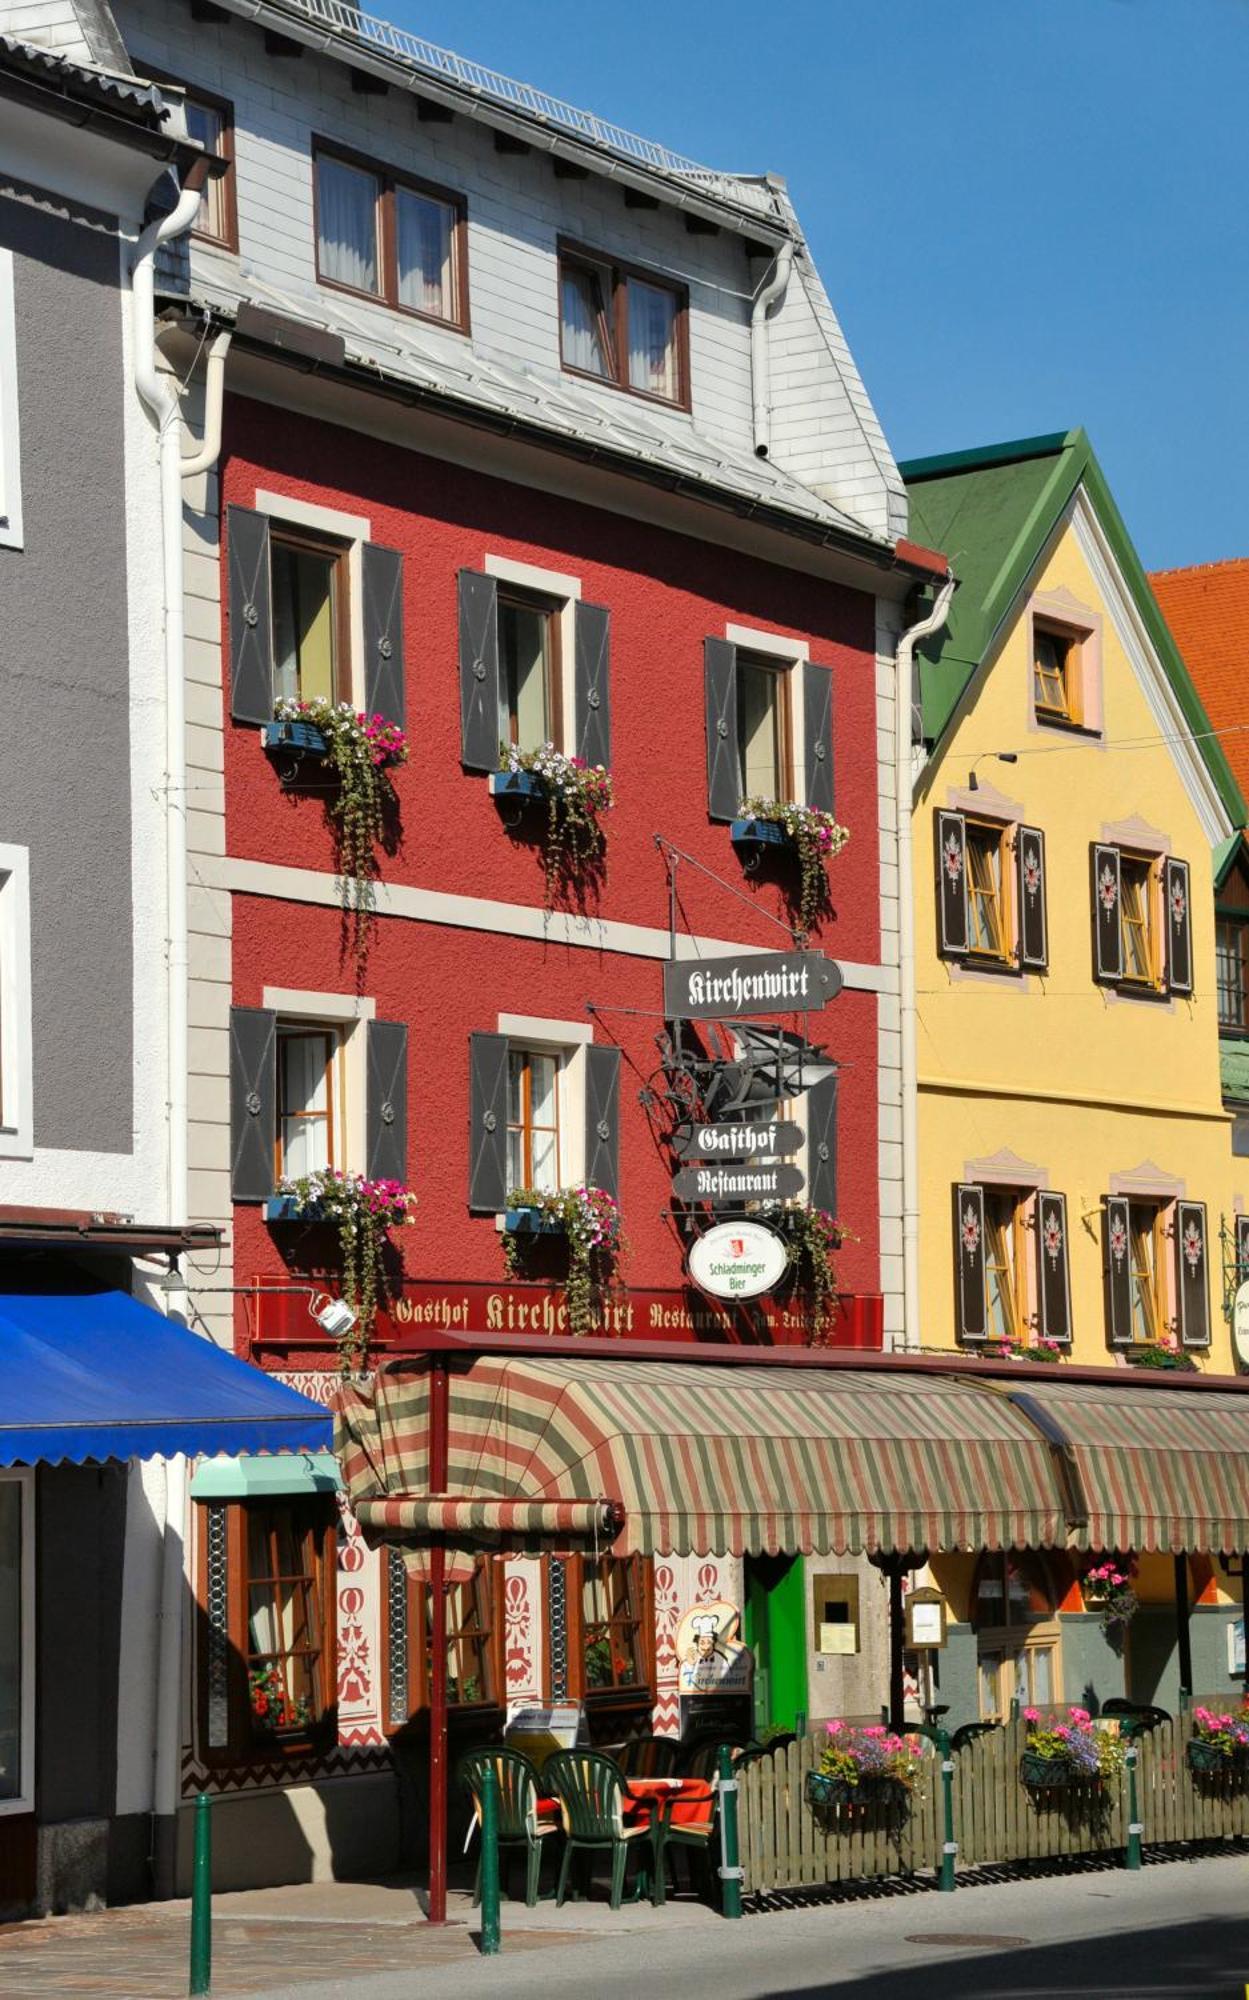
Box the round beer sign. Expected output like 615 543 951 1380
687 1219 788 1301
1233 1280 1249 1370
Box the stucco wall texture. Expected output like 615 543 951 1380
0 193 132 1152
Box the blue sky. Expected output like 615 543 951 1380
386 0 1246 571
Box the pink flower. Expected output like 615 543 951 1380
1023 1707 1040 1723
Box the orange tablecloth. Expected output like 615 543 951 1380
625 1776 715 1829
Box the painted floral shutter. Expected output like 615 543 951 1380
583 1044 621 1202
1035 1190 1072 1345
704 638 739 822
366 1020 408 1186
935 811 968 957
1165 857 1193 996
1016 825 1049 973
574 601 612 771
467 1031 509 1213
806 1072 839 1216
1237 1213 1249 1287
802 663 835 814
1091 843 1123 982
1175 1198 1210 1348
952 1182 987 1342
226 505 274 725
362 542 405 728
1103 1195 1133 1346
458 570 500 772
229 1005 276 1202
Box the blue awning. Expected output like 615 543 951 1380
0 1289 332 1466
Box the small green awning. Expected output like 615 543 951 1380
190 1449 341 1500
1221 1042 1249 1106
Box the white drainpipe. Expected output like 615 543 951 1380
751 241 793 458
895 575 955 1351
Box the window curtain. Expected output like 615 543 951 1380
397 190 452 318
318 156 379 293
561 265 612 377
627 278 677 398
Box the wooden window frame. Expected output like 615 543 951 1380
567 1553 654 1702
269 525 353 708
145 72 238 252
497 586 563 752
982 1186 1028 1343
398 1558 505 1717
1127 1198 1167 1345
1216 915 1249 1032
972 1550 1062 1720
506 1044 562 1192
735 650 794 804
557 237 690 411
197 1499 338 1766
312 138 470 333
1118 850 1161 990
964 817 1013 964
1031 620 1082 728
275 1024 342 1182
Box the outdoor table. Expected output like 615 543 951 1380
624 1775 715 1828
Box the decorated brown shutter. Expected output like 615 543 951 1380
468 1031 509 1212
1165 857 1193 996
230 1005 276 1202
574 601 611 770
362 542 405 727
1175 1199 1210 1347
583 1044 621 1202
953 1182 987 1342
1035 1190 1071 1345
1103 1196 1132 1346
806 1072 838 1215
1091 843 1123 982
366 1019 408 1186
803 662 834 814
227 505 274 724
1016 825 1048 972
935 811 968 957
704 638 739 822
1237 1212 1249 1286
458 570 500 772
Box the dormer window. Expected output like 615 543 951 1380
1032 627 1075 722
314 142 468 331
558 241 687 409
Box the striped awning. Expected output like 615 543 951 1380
334 1355 1070 1577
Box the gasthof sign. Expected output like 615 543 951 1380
663 950 841 1021
673 1120 804 1162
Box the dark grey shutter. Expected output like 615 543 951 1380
230 1005 276 1202
1092 843 1123 982
1103 1196 1133 1346
227 506 274 724
583 1044 621 1202
468 1031 509 1212
366 1019 408 1185
574 600 611 770
806 1071 838 1215
1016 825 1048 972
704 638 739 821
953 1183 987 1342
1175 1198 1210 1347
458 570 500 772
803 662 834 814
362 542 405 727
1237 1212 1249 1286
1035 1190 1071 1345
1165 857 1193 997
935 811 968 957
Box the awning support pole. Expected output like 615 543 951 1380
1173 1553 1193 1701
428 1358 450 1926
889 1569 905 1732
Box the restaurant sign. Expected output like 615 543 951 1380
663 949 842 1021
672 1161 805 1205
673 1119 803 1161
687 1219 788 1301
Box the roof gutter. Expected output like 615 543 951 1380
0 62 201 170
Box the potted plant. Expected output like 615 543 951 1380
1125 1338 1198 1372
758 1204 844 1342
732 797 849 934
489 744 613 907
1020 1706 1125 1789
502 1185 625 1337
1187 1703 1249 1775
265 698 408 967
249 1661 313 1736
265 1166 415 1365
1082 1559 1139 1638
981 1334 1065 1363
804 1720 923 1813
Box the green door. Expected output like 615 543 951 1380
744 1554 808 1734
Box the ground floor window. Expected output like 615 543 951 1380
0 1470 32 1810
409 1559 504 1714
198 1498 337 1759
973 1550 1062 1721
571 1554 652 1696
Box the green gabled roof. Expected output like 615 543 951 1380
1221 1042 1249 1106
1214 831 1248 892
899 428 1247 830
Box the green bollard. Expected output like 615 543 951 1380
1124 1744 1142 1870
717 1746 743 1919
479 1761 501 1955
188 1791 212 1997
937 1729 957 1893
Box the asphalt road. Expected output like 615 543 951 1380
250 1851 1249 2000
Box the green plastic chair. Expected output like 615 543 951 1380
544 1749 661 1909
456 1746 560 1908
616 1735 680 1778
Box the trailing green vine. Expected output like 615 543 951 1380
501 1184 626 1336
501 744 613 908
277 698 407 968
278 1166 415 1368
738 797 849 935
760 1202 844 1342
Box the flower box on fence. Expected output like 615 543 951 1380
488 769 546 803
503 1204 567 1236
1019 1751 1073 1789
805 1769 851 1810
1186 1737 1241 1777
730 815 791 852
262 720 330 758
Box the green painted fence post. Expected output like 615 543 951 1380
717 1746 743 1919
188 1792 212 1997
479 1762 501 1956
937 1729 957 1893
1124 1744 1142 1870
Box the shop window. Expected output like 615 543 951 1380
271 530 350 707
1217 918 1249 1030
315 144 468 330
736 652 793 801
0 1470 32 1813
412 1560 502 1713
497 588 562 751
559 241 687 408
275 1025 342 1180
972 1550 1060 1721
243 1504 335 1743
574 1554 651 1696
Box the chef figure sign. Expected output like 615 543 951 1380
676 1601 752 1695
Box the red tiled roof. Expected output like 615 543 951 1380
1150 559 1249 806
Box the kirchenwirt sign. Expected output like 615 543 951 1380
687 1219 788 1301
663 949 842 1021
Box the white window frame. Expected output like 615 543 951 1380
725 622 809 806
0 1468 35 1817
0 250 22 551
253 490 371 716
496 1012 591 1212
263 986 374 1177
0 844 33 1160
485 555 581 756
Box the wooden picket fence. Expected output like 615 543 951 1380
739 1713 1249 1897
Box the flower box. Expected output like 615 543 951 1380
263 1195 325 1224
1019 1751 1072 1788
504 1204 567 1236
262 720 330 758
805 1769 851 1810
489 770 546 803
730 815 790 852
1187 1736 1245 1776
